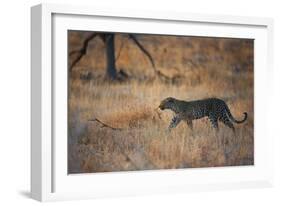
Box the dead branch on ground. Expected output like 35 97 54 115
88 118 123 131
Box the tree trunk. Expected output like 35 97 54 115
105 34 117 80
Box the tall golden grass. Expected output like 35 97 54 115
68 32 254 173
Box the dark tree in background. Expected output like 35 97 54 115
69 32 170 81
105 34 117 79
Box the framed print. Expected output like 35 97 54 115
31 3 274 201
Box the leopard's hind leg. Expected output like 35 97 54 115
209 113 219 131
219 113 237 149
219 113 235 133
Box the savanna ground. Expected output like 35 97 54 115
68 31 254 173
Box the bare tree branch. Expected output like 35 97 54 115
69 33 98 71
128 34 175 81
88 118 123 131
128 34 156 71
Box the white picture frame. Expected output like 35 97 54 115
31 3 274 202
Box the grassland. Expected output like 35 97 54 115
68 32 254 173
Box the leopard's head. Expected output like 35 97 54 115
159 97 177 110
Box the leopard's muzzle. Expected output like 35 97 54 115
159 102 165 110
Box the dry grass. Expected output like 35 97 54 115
68 32 254 173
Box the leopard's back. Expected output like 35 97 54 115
182 98 226 120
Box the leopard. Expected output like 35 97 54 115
158 97 247 132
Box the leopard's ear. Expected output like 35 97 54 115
167 97 175 102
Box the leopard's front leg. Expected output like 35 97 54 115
168 115 181 131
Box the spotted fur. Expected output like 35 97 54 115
159 97 247 132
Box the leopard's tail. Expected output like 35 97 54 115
225 106 247 124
